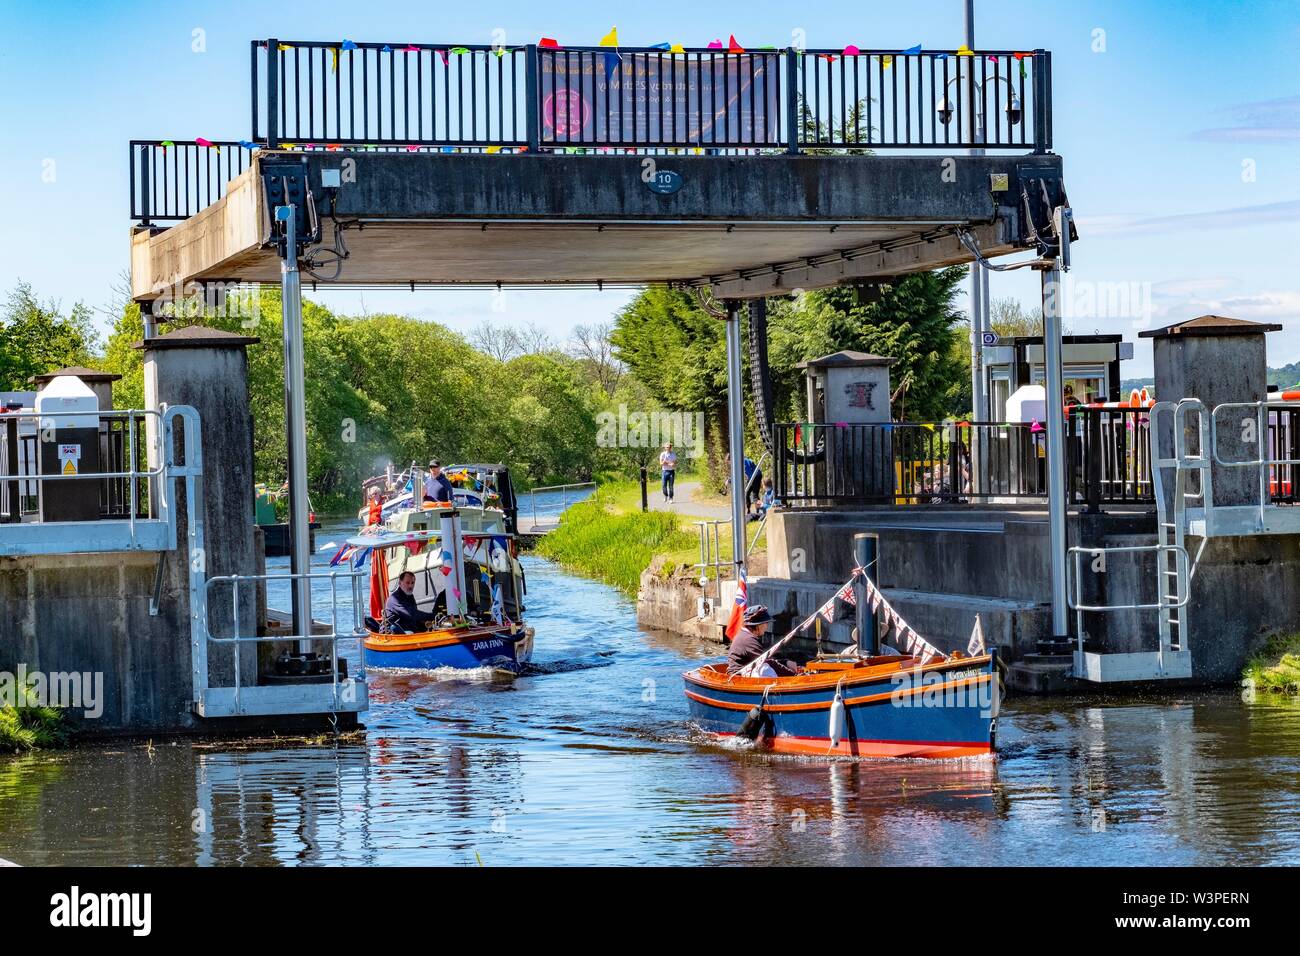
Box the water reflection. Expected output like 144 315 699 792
2 524 1300 865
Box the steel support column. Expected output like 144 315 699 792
276 204 312 645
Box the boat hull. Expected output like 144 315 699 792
364 624 533 671
683 652 999 759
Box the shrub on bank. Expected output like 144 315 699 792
0 691 67 753
535 490 695 596
1243 633 1300 693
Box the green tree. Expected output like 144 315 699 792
610 288 734 488
769 269 969 421
0 282 99 389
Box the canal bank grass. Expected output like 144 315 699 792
1243 633 1300 693
0 691 67 753
535 480 767 595
535 489 695 594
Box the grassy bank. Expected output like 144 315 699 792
0 694 67 753
533 478 768 595
534 487 696 595
1243 633 1300 693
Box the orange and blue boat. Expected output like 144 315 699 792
364 621 534 671
683 651 1000 759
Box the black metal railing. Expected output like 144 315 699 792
1268 405 1300 504
130 140 256 224
250 39 1052 153
774 411 1159 509
795 48 1049 150
251 40 531 148
774 420 1053 505
0 415 149 522
1069 407 1153 510
129 40 1054 221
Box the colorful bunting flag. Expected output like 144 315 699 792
341 39 358 51
835 579 857 605
707 39 723 49
728 34 745 53
882 54 893 69
901 44 922 55
843 44 860 56
237 140 257 150
539 37 560 49
195 137 216 149
957 44 973 56
599 27 620 82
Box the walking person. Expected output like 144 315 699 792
659 442 678 503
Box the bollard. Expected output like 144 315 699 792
640 466 648 512
853 533 878 655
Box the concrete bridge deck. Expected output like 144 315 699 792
130 151 1061 302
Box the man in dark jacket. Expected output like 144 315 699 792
727 605 799 676
423 459 454 503
384 571 437 632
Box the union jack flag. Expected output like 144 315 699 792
725 566 748 641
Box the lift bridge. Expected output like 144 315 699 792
6 37 1083 730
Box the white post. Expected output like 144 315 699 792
439 509 468 618
276 204 313 648
724 300 747 576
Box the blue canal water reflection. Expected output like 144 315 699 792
2 518 1300 865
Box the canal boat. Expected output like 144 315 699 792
684 651 1000 758
363 621 534 670
344 464 533 672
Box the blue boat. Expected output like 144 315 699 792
684 651 1000 759
364 622 534 671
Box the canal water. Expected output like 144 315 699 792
2 517 1299 866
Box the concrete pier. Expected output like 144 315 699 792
0 327 357 735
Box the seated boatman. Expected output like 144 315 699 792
423 459 454 504
385 571 437 632
727 605 801 677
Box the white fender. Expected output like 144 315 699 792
828 688 845 749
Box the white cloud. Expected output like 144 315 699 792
1079 200 1300 238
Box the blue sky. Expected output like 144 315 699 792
2 0 1298 375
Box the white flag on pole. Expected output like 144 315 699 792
967 613 986 656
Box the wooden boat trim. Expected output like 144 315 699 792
684 673 993 713
364 625 518 652
683 653 994 696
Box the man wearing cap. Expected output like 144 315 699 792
423 459 454 504
727 605 799 677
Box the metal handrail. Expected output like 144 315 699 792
523 481 595 527
204 569 369 713
0 408 163 546
1067 543 1191 614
